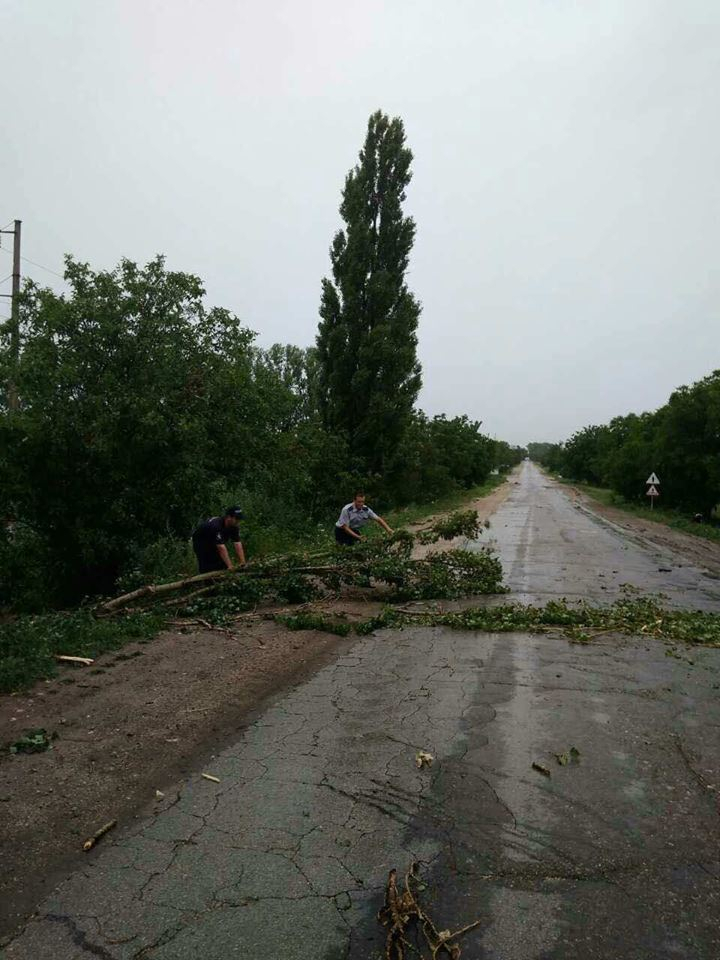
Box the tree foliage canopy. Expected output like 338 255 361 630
0 257 337 601
533 370 720 516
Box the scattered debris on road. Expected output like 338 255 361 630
532 761 551 777
201 773 220 783
554 746 581 766
54 655 94 666
356 597 720 647
415 749 434 769
82 819 117 851
379 862 481 959
9 728 56 754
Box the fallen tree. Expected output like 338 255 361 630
96 510 504 620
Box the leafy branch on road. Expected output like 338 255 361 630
96 509 502 622
1 511 503 692
354 597 720 647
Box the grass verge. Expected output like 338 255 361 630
568 482 720 546
0 610 162 695
383 473 509 530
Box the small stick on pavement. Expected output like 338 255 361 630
83 819 117 851
55 655 94 666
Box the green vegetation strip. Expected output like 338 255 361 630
281 597 720 649
571 482 720 546
0 610 162 695
3 596 718 697
356 597 720 646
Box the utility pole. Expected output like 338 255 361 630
1 219 21 410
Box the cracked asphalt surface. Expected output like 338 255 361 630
5 463 720 959
487 463 720 609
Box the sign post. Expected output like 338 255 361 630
646 473 660 510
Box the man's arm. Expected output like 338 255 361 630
233 540 246 565
216 543 233 570
373 516 394 535
342 524 363 541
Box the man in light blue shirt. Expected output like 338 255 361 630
335 490 393 546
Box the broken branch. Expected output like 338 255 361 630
82 819 117 851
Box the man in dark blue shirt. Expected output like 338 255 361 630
192 506 246 573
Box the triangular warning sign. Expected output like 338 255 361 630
647 485 659 497
646 472 660 485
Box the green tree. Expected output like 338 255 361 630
527 442 555 462
493 441 527 471
316 110 422 474
552 370 720 516
0 257 303 602
562 425 611 485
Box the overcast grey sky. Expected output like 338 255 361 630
2 0 718 444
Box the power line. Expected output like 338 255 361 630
20 255 65 280
0 245 64 280
0 274 12 285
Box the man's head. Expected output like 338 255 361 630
224 505 244 527
353 490 366 509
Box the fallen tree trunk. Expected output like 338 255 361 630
97 568 231 614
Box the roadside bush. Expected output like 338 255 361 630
0 524 54 612
117 536 196 594
0 608 160 694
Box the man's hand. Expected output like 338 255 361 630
217 543 233 570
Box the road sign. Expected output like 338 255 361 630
647 485 659 498
646 472 660 485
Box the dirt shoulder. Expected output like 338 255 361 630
562 481 720 579
0 478 511 943
409 478 512 559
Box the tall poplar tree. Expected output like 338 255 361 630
316 110 422 474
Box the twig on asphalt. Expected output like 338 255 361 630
378 861 481 958
83 819 117 851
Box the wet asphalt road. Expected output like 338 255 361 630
486 462 720 609
4 463 720 959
